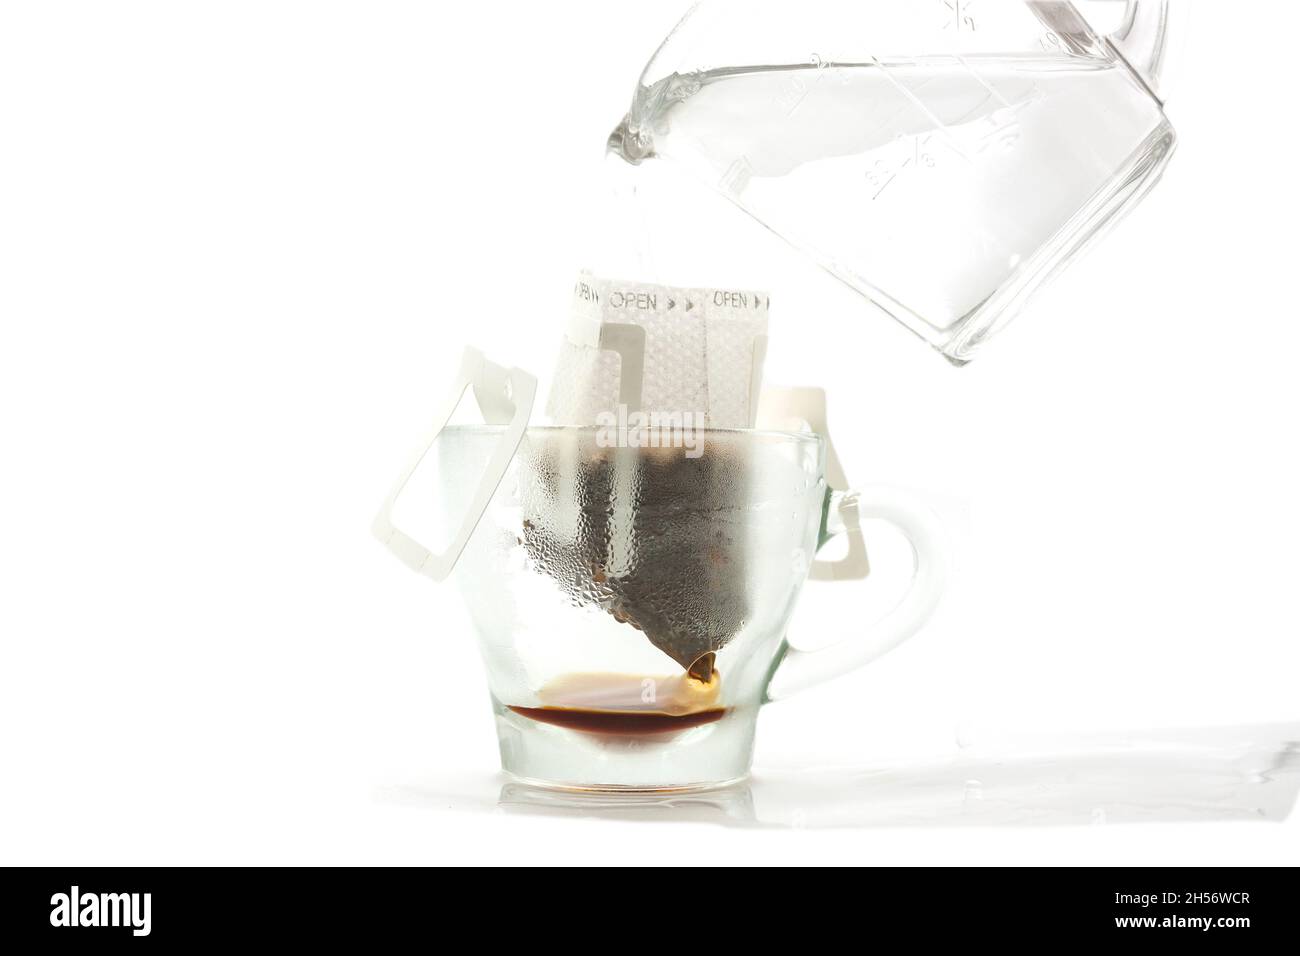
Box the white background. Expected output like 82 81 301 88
2 1 1297 865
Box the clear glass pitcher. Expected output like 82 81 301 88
607 0 1181 363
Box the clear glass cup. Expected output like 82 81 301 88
420 425 944 791
607 0 1182 363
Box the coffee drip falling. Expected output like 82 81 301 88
521 276 770 681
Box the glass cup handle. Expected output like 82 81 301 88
371 347 536 582
765 485 947 701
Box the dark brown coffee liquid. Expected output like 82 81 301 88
508 705 728 736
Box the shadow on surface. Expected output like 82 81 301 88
379 723 1300 829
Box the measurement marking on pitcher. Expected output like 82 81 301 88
942 0 977 32
952 53 1015 112
867 55 974 166
775 53 840 118
868 134 937 200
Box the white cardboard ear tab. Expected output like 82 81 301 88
756 386 870 581
372 347 537 582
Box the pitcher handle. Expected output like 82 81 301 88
1108 0 1183 102
765 486 947 701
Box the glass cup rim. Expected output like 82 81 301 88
440 423 824 448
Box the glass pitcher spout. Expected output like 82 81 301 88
607 70 703 165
